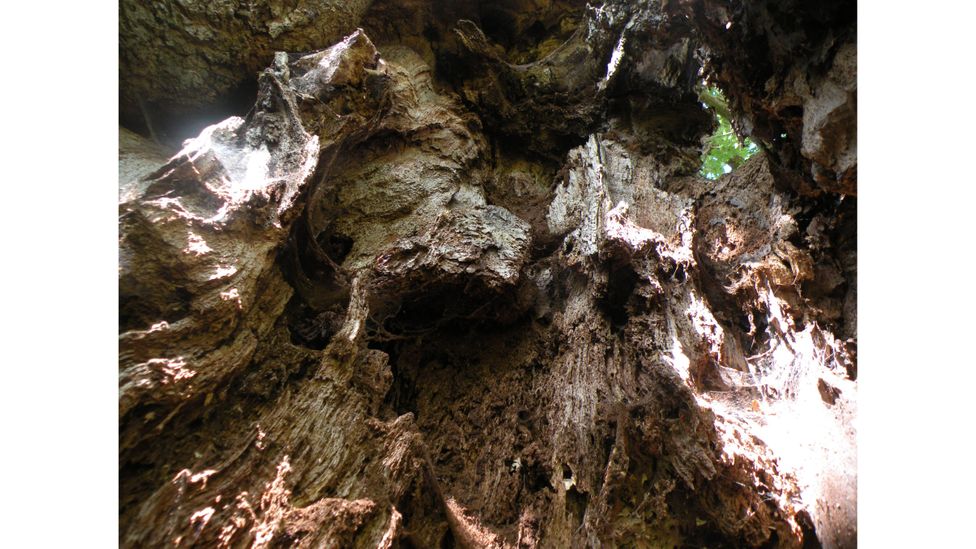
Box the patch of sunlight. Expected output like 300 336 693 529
185 232 213 255
150 356 195 384
149 321 170 333
220 288 243 309
599 34 627 90
745 282 857 527
209 265 238 280
668 333 692 382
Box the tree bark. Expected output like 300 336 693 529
119 1 856 547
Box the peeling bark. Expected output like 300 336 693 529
119 1 856 547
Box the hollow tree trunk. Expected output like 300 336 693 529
119 1 856 547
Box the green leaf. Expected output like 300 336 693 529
698 86 760 180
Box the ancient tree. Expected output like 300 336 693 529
119 1 856 546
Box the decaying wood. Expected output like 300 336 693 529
120 1 856 546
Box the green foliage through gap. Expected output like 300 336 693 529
699 87 759 180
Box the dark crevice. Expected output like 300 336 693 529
439 528 456 549
599 263 641 331
565 485 588 530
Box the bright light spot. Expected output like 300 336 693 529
189 469 217 485
255 425 267 450
220 288 243 309
210 265 238 280
725 21 733 30
669 334 692 382
687 292 724 351
741 283 857 526
604 201 659 250
149 321 170 333
599 34 627 90
240 146 271 192
149 356 196 384
185 232 213 256
189 507 215 530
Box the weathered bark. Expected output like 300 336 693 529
119 1 856 547
119 0 374 144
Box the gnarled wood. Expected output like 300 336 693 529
120 1 856 546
